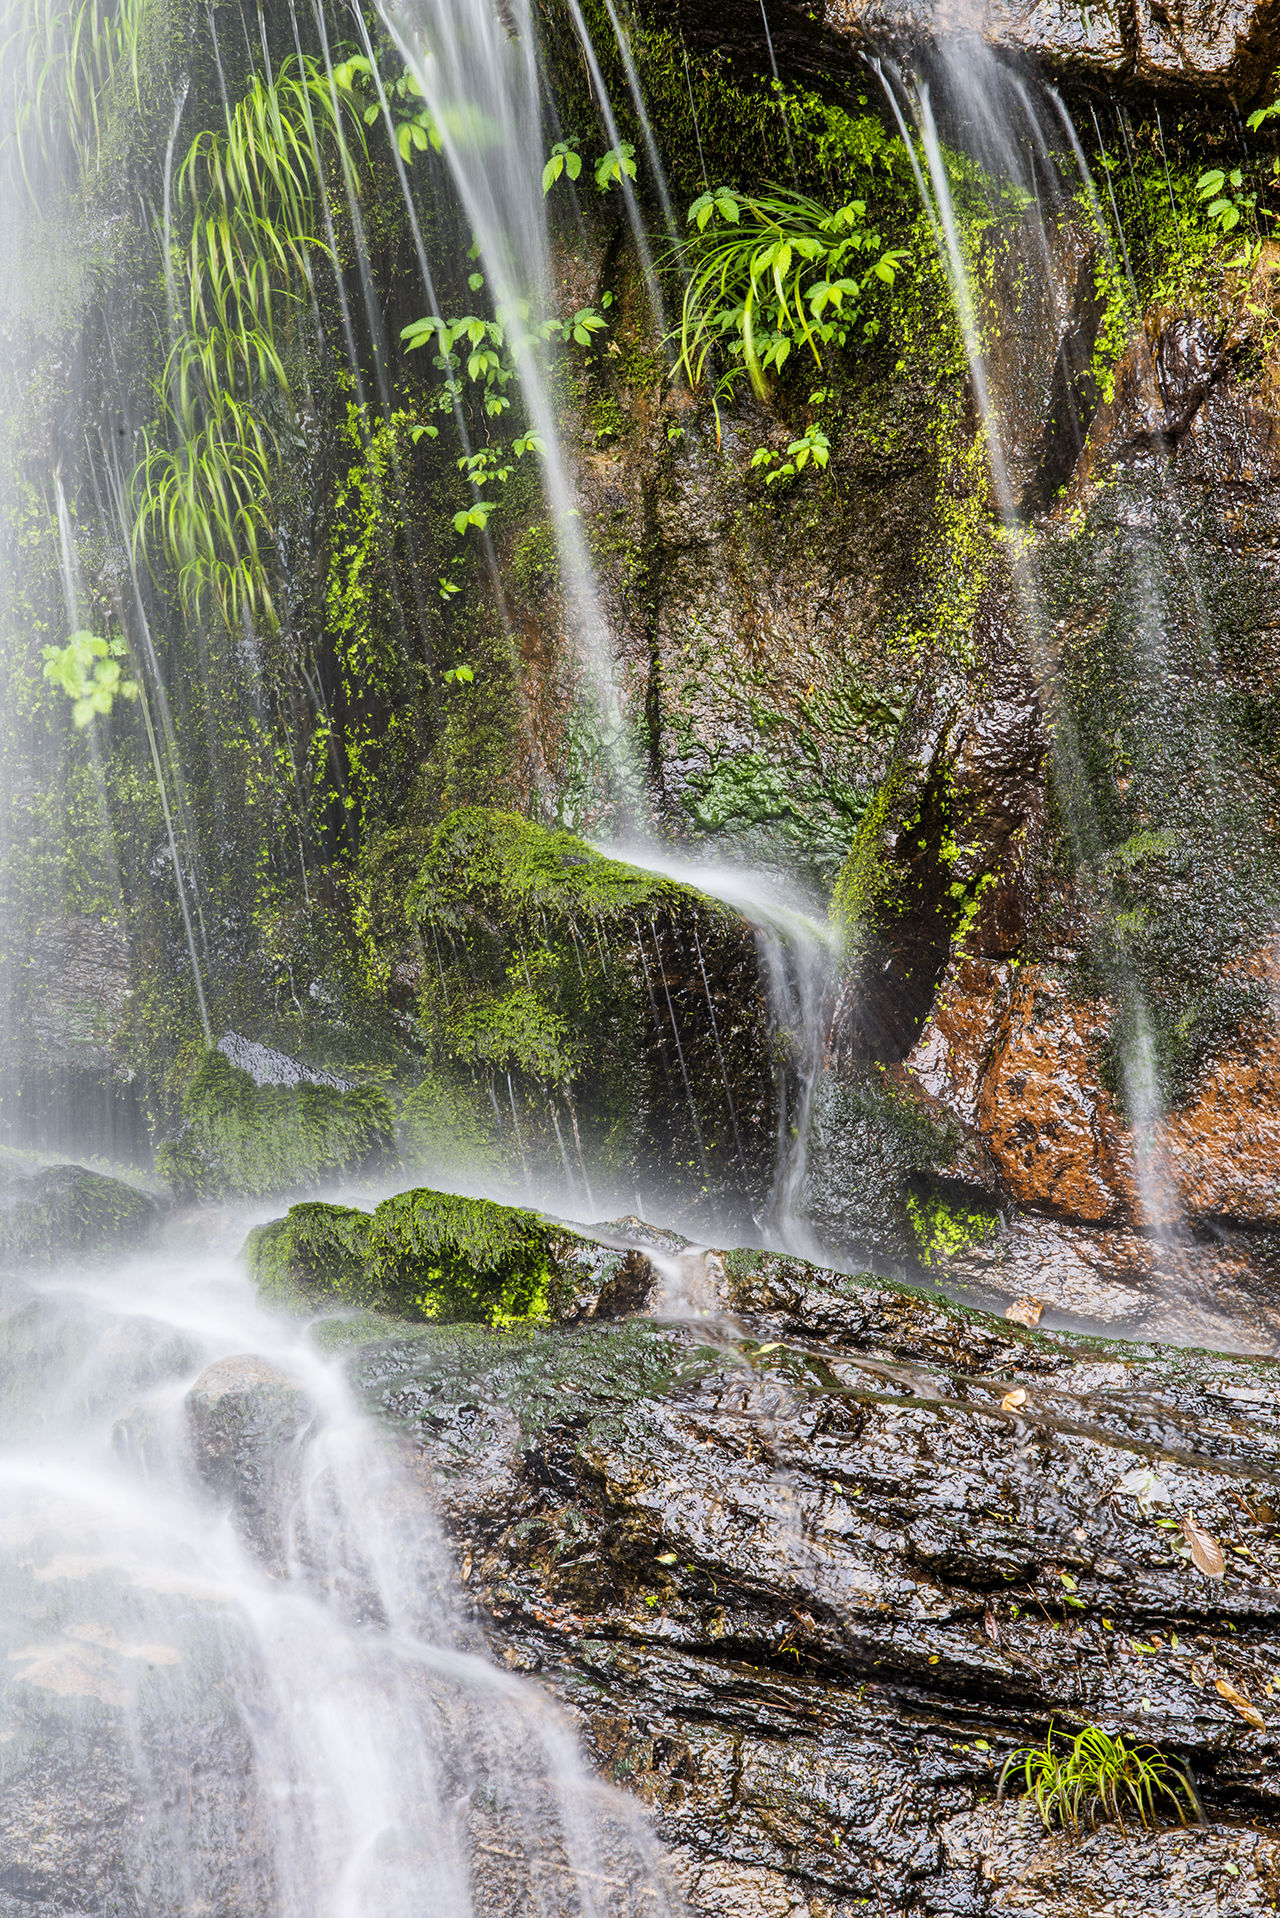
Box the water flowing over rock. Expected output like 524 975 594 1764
340 1226 1280 1917
6 0 1280 1909
677 0 1280 99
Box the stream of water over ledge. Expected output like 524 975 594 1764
2 0 1280 1912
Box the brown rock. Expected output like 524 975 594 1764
908 945 1280 1231
975 967 1133 1222
825 1 1280 98
904 954 1015 1127
1161 988 1280 1223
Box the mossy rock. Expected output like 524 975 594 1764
246 1201 376 1312
407 805 683 927
244 1184 619 1327
0 1164 158 1270
379 806 776 1217
159 1049 394 1201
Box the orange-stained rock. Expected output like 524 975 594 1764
903 955 1014 1128
904 946 1280 1230
976 968 1135 1223
1163 992 1280 1224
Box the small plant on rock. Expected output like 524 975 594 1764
675 184 909 420
998 1724 1201 1833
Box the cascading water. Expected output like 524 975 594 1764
874 32 1193 1253
376 0 640 811
0 1226 676 1913
605 842 840 1258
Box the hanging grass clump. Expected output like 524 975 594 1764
998 1724 1202 1833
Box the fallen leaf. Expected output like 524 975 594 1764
1000 1388 1028 1411
1181 1514 1226 1579
1215 1677 1265 1730
654 1552 677 1565
1114 1466 1173 1509
1005 1297 1043 1328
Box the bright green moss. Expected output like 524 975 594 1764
396 805 772 1206
245 1184 557 1326
245 1201 375 1311
397 1070 504 1169
830 765 906 958
368 1187 552 1324
159 1048 394 1200
905 1181 1000 1270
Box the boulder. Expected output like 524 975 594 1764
347 1238 1280 1918
244 1188 664 1328
365 806 776 1217
902 950 1280 1232
0 1163 158 1270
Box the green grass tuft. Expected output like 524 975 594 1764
998 1724 1202 1833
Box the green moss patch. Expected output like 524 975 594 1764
159 1048 394 1200
906 1177 1001 1271
246 1184 562 1326
0 1164 158 1270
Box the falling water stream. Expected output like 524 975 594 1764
6 2 1277 1906
876 34 1194 1253
0 1220 675 1914
604 843 841 1257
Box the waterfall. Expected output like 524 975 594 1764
0 1231 675 1912
603 842 840 1258
874 33 1187 1245
376 0 644 815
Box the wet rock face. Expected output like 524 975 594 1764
185 1355 310 1566
900 949 1280 1235
676 0 1280 100
349 1241 1280 1918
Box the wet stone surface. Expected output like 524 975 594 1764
348 1242 1280 1917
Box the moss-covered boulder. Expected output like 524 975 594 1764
366 807 775 1218
159 1048 394 1200
244 1184 629 1326
0 1164 158 1269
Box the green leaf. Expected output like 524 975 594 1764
595 141 637 191
542 142 581 194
